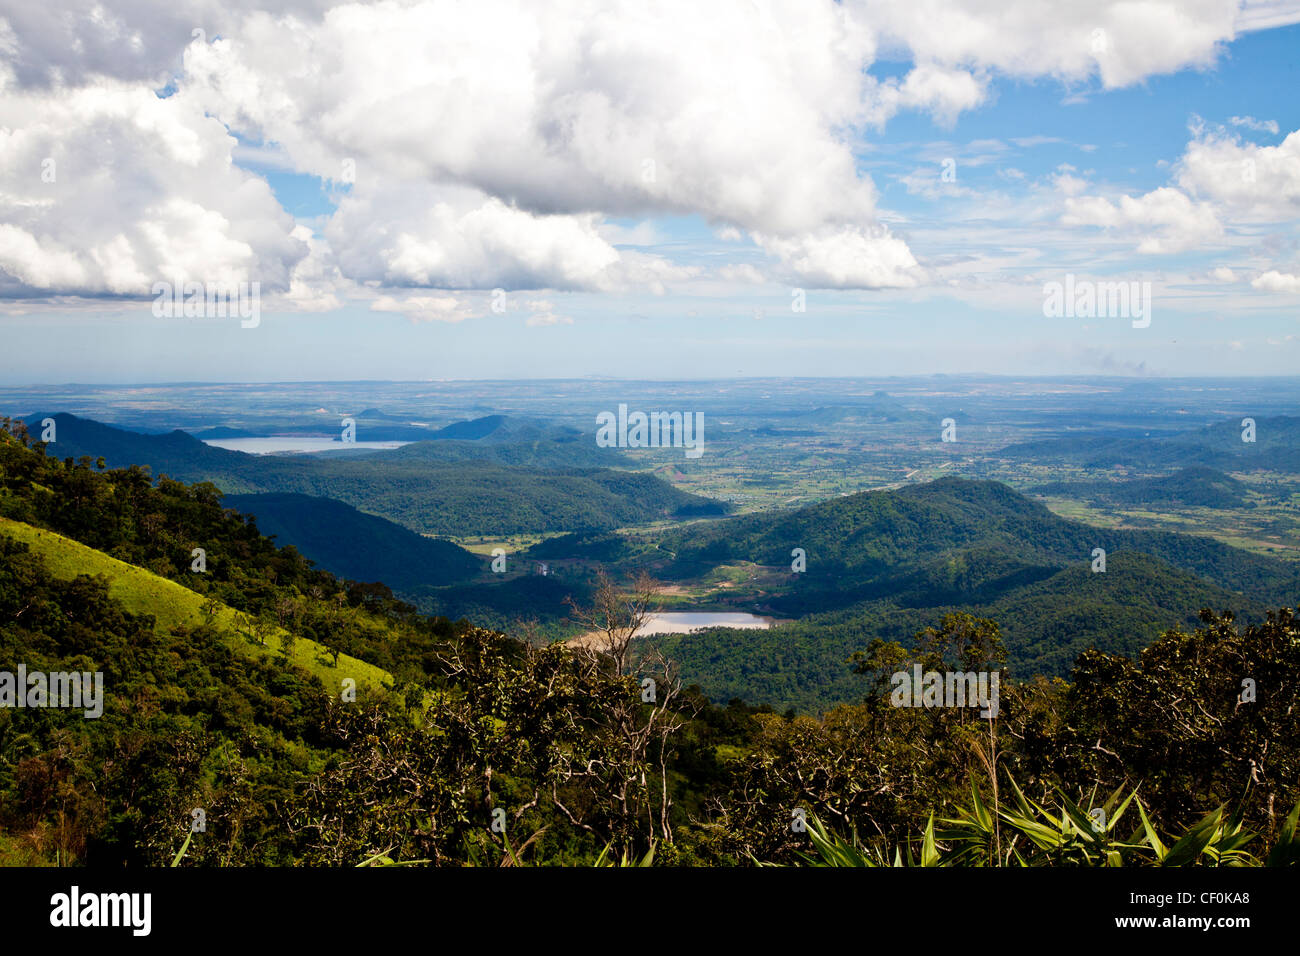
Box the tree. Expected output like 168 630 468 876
565 569 656 675
236 610 277 647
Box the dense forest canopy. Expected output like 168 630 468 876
1 420 1297 867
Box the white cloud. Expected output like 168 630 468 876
370 293 478 323
0 81 304 297
326 185 626 292
274 225 348 312
1062 186 1223 253
1229 115 1280 134
865 0 1241 89
865 64 990 128
1234 0 1300 32
1176 129 1300 219
1 0 1292 307
1252 270 1300 292
181 1 882 236
755 226 923 289
1053 167 1090 197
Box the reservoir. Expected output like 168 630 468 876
203 438 410 454
640 612 772 635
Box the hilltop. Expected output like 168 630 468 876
223 492 482 591
1031 466 1249 509
25 413 725 537
639 476 1298 711
999 415 1300 471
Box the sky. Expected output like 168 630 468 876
1 0 1299 383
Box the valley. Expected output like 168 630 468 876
6 375 1298 713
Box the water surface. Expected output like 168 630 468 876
640 612 772 636
203 438 410 454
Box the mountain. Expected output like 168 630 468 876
0 514 392 694
999 415 1300 471
27 413 240 475
223 493 481 590
659 476 1297 611
24 413 724 536
642 477 1300 711
424 414 535 441
792 391 920 425
191 426 262 439
650 550 1254 713
3 414 1297 868
371 417 623 468
1032 466 1249 509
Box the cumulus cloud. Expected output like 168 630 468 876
865 0 1240 89
0 1 331 89
1252 270 1300 292
370 293 478 323
1062 186 1223 253
326 185 623 292
0 0 1290 307
864 64 990 128
0 81 305 297
1176 129 1300 218
755 227 923 289
275 225 349 312
1057 122 1300 266
180 1 882 235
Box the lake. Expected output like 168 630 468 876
203 438 411 454
639 612 772 636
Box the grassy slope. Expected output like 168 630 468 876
0 515 393 695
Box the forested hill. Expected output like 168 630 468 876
1031 466 1249 509
222 492 481 591
998 414 1300 470
661 475 1299 608
3 418 1299 868
355 414 625 468
646 475 1299 712
24 413 726 536
0 418 457 679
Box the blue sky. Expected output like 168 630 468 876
1 2 1298 382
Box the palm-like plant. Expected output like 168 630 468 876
789 773 1300 867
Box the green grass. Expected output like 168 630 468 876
0 832 54 867
0 515 394 695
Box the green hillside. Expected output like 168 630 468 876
223 492 481 590
29 413 724 536
1031 466 1249 509
0 515 392 693
998 415 1300 471
2 416 1298 869
649 550 1256 713
635 477 1297 712
659 476 1299 612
